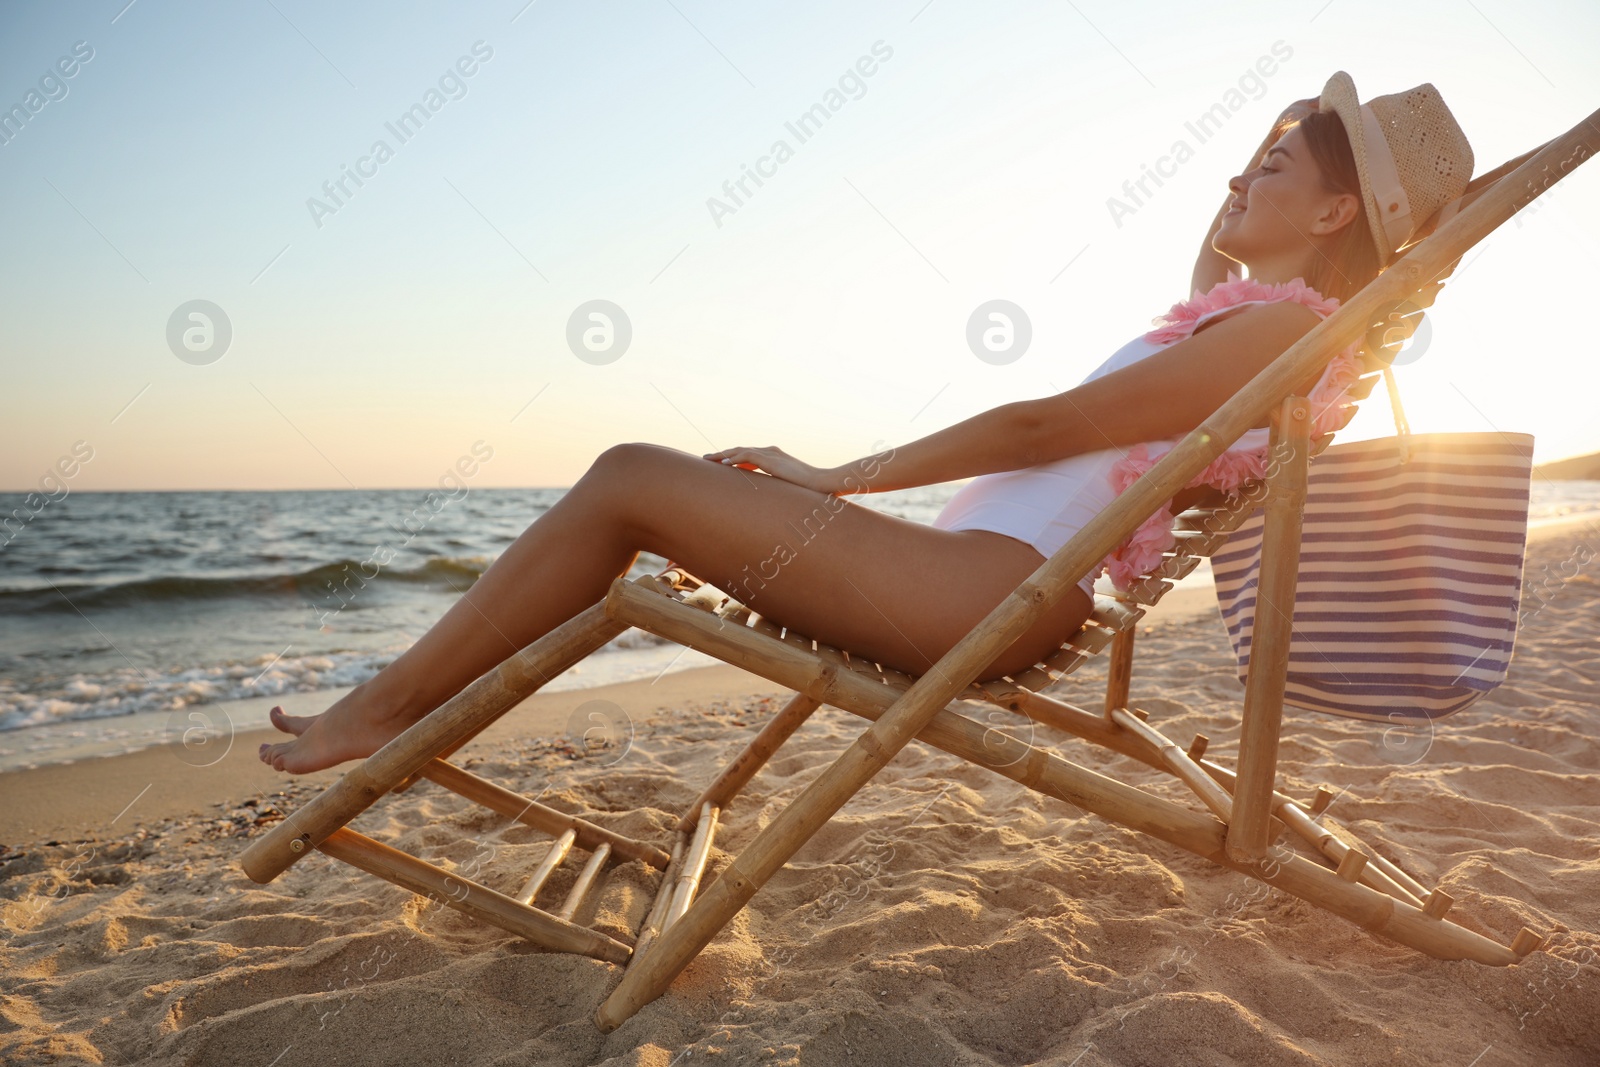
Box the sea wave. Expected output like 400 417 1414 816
0 625 672 733
0 555 497 612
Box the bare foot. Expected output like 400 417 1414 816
258 684 415 774
268 705 316 736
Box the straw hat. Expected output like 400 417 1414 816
1317 71 1474 269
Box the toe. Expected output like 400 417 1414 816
262 741 292 771
269 706 313 736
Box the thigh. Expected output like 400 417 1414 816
588 443 1094 680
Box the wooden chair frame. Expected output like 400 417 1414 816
238 108 1600 1032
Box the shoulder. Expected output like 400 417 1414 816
1192 298 1322 337
1165 299 1325 383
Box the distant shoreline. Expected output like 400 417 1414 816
1535 452 1600 480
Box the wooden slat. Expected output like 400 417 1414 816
1067 624 1119 656
620 832 687 985
1151 553 1206 581
1168 526 1235 555
1005 667 1055 692
814 643 850 670
1319 815 1431 904
420 759 671 868
1109 576 1172 607
1360 840 1430 901
664 803 719 931
678 693 822 832
1422 889 1454 920
718 602 753 626
840 653 880 676
981 686 1162 767
1198 760 1425 908
1174 502 1258 534
1110 708 1237 824
681 585 727 613
1346 373 1381 400
516 829 576 906
318 828 632 964
1172 507 1228 531
1039 645 1089 676
556 842 612 922
1090 596 1145 632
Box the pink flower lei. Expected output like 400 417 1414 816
1096 271 1366 592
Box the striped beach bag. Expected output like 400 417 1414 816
1211 431 1535 722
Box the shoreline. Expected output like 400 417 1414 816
0 663 791 845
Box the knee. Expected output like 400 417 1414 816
578 443 688 527
587 442 665 487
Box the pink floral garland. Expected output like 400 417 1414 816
1097 271 1366 591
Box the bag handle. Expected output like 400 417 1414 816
1365 298 1430 468
1383 365 1413 464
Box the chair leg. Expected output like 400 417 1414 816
1227 396 1311 864
1104 628 1135 716
676 693 822 833
317 827 634 963
623 692 822 980
617 832 688 985
594 690 961 1030
664 801 720 930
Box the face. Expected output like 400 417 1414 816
1213 123 1361 274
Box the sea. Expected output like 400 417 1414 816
0 485 953 772
3 480 1598 773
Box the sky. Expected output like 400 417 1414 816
2 0 1597 492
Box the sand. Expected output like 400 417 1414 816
2 520 1597 1066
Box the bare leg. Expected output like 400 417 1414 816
260 443 1093 772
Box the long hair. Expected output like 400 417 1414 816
1277 109 1383 304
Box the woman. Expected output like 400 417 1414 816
262 71 1473 774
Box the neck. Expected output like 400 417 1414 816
1242 254 1314 287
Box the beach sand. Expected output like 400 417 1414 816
2 521 1596 1066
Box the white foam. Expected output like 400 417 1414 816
0 627 690 733
0 635 718 774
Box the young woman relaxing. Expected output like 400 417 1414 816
261 71 1474 774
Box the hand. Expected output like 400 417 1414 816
702 445 836 494
1247 96 1319 171
1276 95 1320 128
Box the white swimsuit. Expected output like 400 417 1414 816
931 300 1276 601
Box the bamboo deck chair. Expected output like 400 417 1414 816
239 110 1599 1030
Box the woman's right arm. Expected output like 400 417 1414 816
712 300 1318 498
1190 196 1247 298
